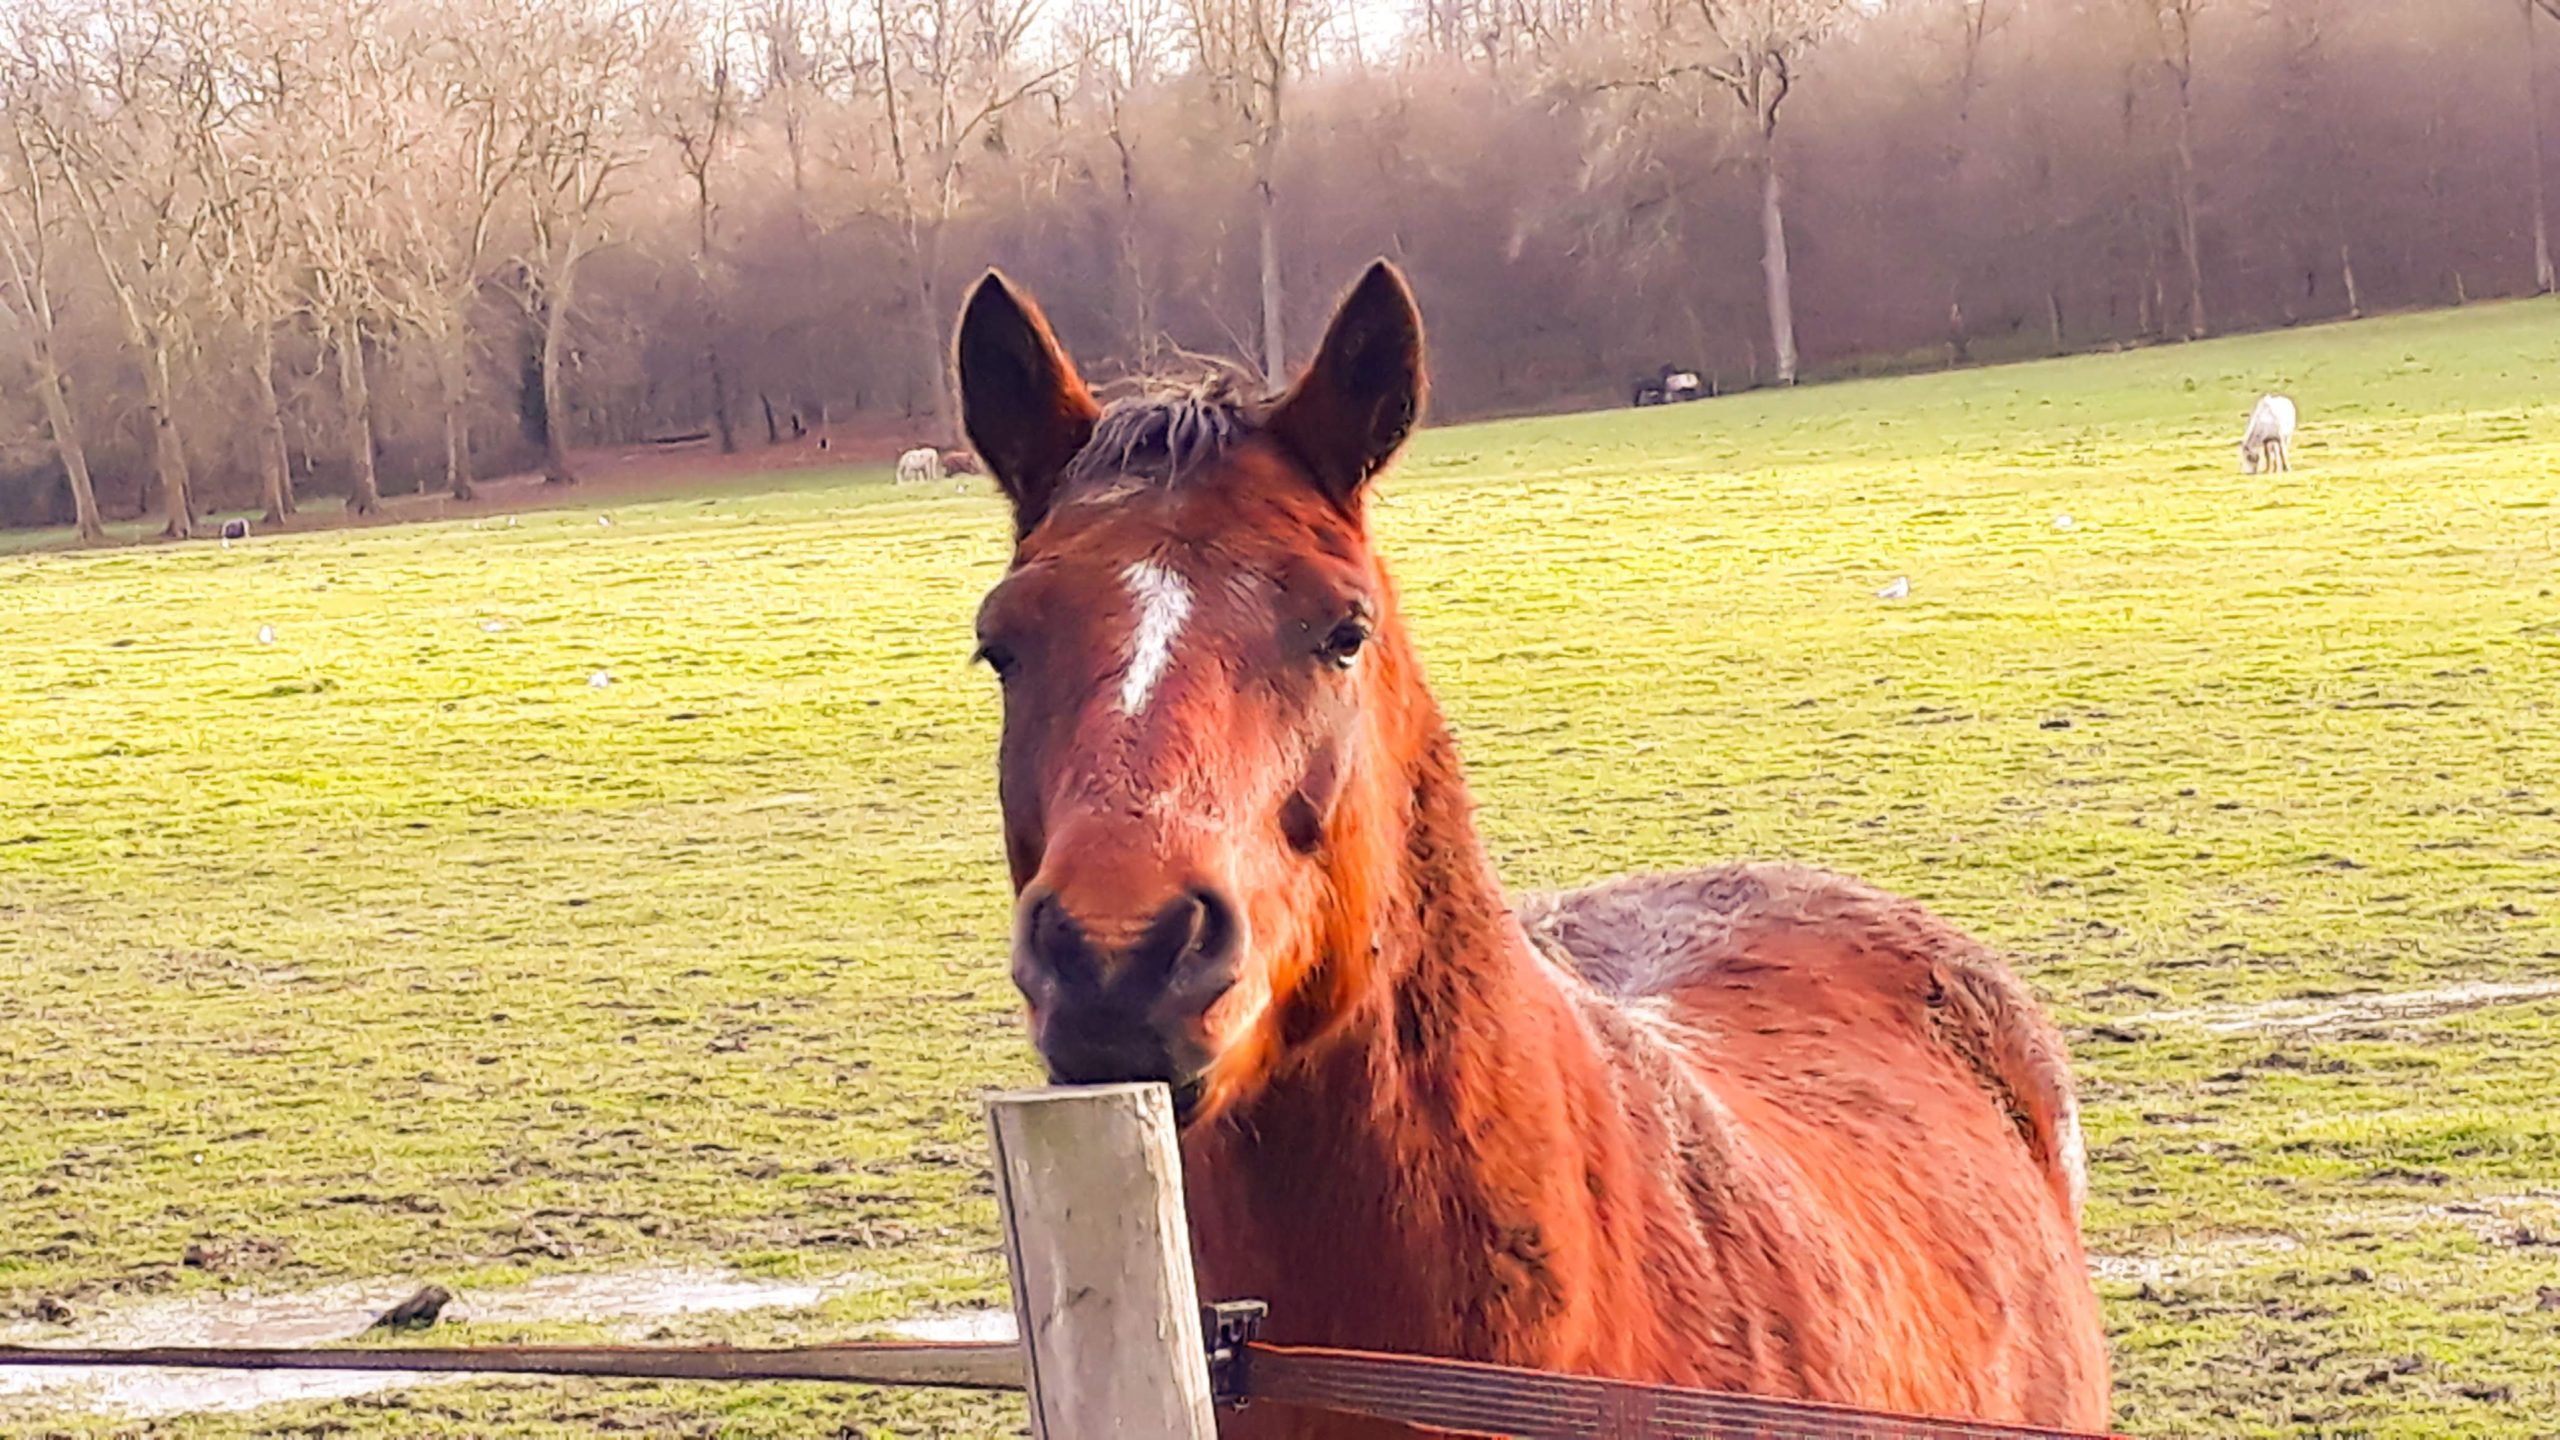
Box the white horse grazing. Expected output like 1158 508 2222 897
895 446 944 485
2242 394 2297 475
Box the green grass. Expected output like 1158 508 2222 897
3 300 2558 1436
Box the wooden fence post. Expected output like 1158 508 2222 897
986 1083 1219 1440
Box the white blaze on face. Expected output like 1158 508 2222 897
1118 559 1194 716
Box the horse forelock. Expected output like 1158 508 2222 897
1055 368 1267 501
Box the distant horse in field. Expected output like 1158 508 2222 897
2242 393 2297 474
895 446 944 485
954 262 2112 1436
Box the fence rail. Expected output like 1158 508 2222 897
0 1083 2126 1440
0 1340 1021 1391
1237 1341 2120 1439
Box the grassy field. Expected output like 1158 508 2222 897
3 300 2557 1438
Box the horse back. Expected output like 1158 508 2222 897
1518 862 2108 1426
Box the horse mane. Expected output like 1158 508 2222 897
1060 363 1266 492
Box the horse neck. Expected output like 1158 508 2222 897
1185 701 1651 1361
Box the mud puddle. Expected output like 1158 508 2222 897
2136 979 2560 1035
0 1266 866 1419
882 1309 1014 1344
2087 1232 2304 1288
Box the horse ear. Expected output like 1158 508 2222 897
955 271 1101 537
1268 260 1426 511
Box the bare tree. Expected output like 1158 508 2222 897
749 0 827 242
241 0 436 516
222 236 304 525
2257 0 2359 319
2128 0 2209 338
2527 0 2558 293
1178 0 1328 381
0 93 104 541
849 0 1067 438
654 2 744 453
1938 0 2011 363
186 0 311 525
8 0 2560 535
1630 0 1850 386
739 0 837 440
300 69 394 512
16 0 220 538
496 0 664 485
1067 0 1176 364
373 2 529 502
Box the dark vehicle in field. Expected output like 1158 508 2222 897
1631 364 1709 407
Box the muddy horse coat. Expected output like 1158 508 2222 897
955 261 2111 1436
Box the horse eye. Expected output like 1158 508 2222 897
975 642 1020 681
1319 618 1371 670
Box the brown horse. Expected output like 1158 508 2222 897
955 262 2111 1436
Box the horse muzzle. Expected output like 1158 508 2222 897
1011 882 1239 1124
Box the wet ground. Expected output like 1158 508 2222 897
0 1267 872 1418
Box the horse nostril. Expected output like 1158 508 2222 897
1157 887 1240 1013
1016 887 1097 995
1184 887 1237 967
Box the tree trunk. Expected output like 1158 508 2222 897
1255 127 1286 384
541 249 581 485
912 236 949 442
2339 242 2363 318
2528 0 2557 294
3 227 105 542
1945 88 1975 369
2046 288 2066 353
144 345 194 540
904 215 954 444
786 117 813 258
29 341 102 543
438 338 476 501
251 322 294 524
1757 146 1800 387
70 208 189 536
2170 75 2209 340
339 316 383 515
4 264 104 540
691 171 738 455
2116 63 2155 344
707 343 736 453
1113 126 1155 364
2137 211 2167 340
788 129 826 405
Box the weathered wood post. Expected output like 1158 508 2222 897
986 1083 1219 1440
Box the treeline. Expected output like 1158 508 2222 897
1 0 2553 536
